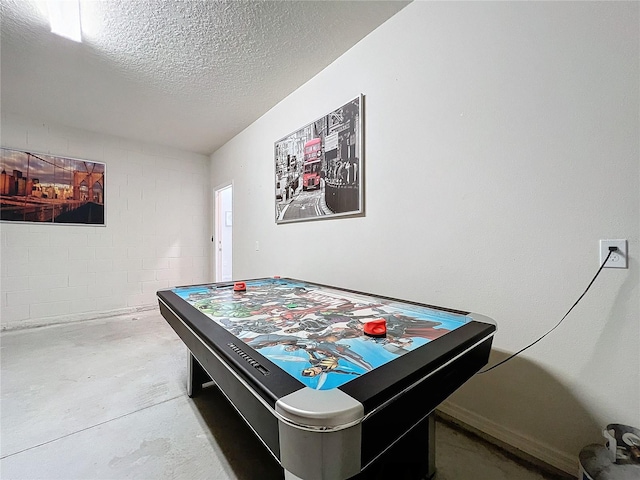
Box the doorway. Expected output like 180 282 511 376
214 184 233 282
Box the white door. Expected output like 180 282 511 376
214 184 233 282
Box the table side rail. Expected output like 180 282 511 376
158 299 283 459
359 335 494 468
363 332 495 422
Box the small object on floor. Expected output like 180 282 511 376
630 446 640 463
603 424 640 465
233 282 247 292
579 423 640 480
579 444 640 479
364 318 387 337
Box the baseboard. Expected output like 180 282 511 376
1 304 159 331
437 401 578 477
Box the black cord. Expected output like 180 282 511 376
477 248 615 374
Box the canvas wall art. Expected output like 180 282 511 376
275 95 363 224
0 148 105 225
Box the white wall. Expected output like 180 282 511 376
1 113 211 330
210 1 639 474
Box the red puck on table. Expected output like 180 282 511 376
364 318 387 337
233 282 247 292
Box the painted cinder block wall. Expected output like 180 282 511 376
0 113 211 330
209 1 639 475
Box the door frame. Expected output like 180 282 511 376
213 182 233 282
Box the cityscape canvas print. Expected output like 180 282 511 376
275 95 363 224
0 148 105 225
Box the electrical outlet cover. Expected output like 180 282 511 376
600 239 628 268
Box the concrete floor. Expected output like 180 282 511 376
1 310 570 480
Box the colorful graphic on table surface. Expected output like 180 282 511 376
173 278 470 390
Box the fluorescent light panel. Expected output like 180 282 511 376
47 0 82 42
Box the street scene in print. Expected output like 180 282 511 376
0 148 105 224
173 278 469 390
275 96 362 224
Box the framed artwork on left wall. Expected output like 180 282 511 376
0 147 106 225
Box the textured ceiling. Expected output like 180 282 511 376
1 0 409 154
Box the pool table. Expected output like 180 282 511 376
157 277 496 480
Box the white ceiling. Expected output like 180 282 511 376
1 0 409 155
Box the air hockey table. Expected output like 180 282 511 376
157 277 496 480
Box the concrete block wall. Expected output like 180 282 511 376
0 113 211 330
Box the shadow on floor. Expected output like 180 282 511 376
189 386 285 480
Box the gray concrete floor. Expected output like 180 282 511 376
1 310 570 480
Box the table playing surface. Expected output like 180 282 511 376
171 277 472 391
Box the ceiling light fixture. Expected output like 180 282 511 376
47 0 82 42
